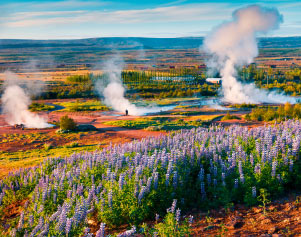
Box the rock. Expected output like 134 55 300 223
77 124 98 131
233 221 244 229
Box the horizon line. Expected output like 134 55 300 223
1 35 301 41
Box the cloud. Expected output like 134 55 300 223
1 3 232 28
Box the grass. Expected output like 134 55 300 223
0 131 89 145
141 97 198 106
0 144 100 179
54 99 109 112
105 115 217 131
29 102 55 112
171 111 203 116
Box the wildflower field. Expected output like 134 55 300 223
0 120 300 236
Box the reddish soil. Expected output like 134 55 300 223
190 195 301 236
0 111 165 153
215 118 265 128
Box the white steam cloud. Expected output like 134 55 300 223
204 5 296 104
95 56 174 115
1 71 51 128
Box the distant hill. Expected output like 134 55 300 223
0 37 301 50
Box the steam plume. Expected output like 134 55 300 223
1 71 51 128
95 56 173 115
204 5 295 104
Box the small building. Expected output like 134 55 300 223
206 78 222 84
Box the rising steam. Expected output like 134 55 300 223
204 5 296 104
95 56 173 115
1 71 51 128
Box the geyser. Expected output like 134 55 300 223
203 5 296 104
1 71 51 128
95 56 174 115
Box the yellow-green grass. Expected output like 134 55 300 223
0 144 99 179
0 131 89 145
104 115 217 131
54 99 109 112
141 97 197 106
184 115 221 121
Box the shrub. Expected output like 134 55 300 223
221 111 240 121
64 142 79 148
43 143 52 151
60 115 77 131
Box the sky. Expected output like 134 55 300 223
0 0 300 39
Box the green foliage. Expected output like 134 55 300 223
143 212 191 236
43 143 53 151
66 74 93 83
29 102 55 112
258 188 271 215
64 142 79 148
248 103 301 122
55 100 109 112
105 117 205 131
59 115 77 131
230 103 257 109
221 112 240 121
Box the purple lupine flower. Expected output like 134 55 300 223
28 214 34 227
200 182 206 196
95 223 106 237
10 228 16 237
65 218 72 235
146 177 153 192
53 192 57 203
138 186 146 204
117 226 136 237
188 215 194 225
119 173 125 190
207 173 211 185
254 164 261 174
153 172 159 190
56 207 67 233
198 168 204 182
175 208 181 223
108 190 113 208
0 192 4 205
39 222 49 236
240 175 245 184
234 179 238 189
271 161 277 177
155 213 160 222
173 171 178 188
17 211 24 231
170 199 177 214
37 204 44 214
289 159 294 172
252 186 256 197
165 173 170 186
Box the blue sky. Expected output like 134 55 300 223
0 0 300 39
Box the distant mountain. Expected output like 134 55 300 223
0 37 301 50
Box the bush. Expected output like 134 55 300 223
60 115 77 131
221 111 240 121
43 143 52 151
64 142 79 148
